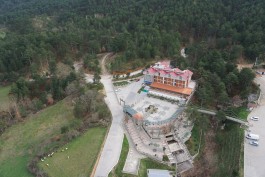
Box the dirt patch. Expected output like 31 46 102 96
57 62 73 77
237 63 253 71
182 119 218 177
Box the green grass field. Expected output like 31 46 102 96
0 85 11 111
214 123 244 177
38 127 107 177
0 100 75 177
109 136 174 177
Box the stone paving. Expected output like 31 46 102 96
122 148 142 175
132 96 178 123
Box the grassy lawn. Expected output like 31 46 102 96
109 136 174 177
0 85 11 111
235 107 249 120
214 123 244 177
39 127 107 177
0 99 75 177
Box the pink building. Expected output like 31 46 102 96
144 61 193 96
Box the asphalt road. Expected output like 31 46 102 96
93 54 124 177
244 75 265 177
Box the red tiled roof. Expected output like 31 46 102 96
174 68 182 73
145 61 193 81
170 72 177 77
159 70 166 75
148 68 157 74
150 82 192 95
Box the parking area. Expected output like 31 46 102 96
244 75 265 177
114 77 144 102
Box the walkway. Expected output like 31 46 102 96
93 54 124 177
244 76 265 177
196 109 248 126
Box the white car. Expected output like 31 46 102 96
115 88 121 92
251 116 259 121
249 141 259 146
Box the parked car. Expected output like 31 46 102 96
251 116 259 121
115 88 121 92
246 133 259 140
249 141 259 146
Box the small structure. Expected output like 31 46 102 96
147 169 174 177
163 133 193 173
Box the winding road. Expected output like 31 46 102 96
93 53 124 177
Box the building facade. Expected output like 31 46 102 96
144 61 193 96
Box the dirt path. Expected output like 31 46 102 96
100 53 113 75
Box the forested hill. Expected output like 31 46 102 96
0 0 261 103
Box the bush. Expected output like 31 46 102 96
73 101 85 119
61 126 69 134
66 130 80 141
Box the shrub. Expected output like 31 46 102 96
61 126 69 134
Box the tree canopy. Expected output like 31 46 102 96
0 0 259 105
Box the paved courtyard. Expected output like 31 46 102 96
244 75 265 177
132 97 178 123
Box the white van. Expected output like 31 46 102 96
251 116 259 121
246 133 259 140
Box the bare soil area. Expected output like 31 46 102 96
182 120 218 177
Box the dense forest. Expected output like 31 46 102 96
0 0 262 104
